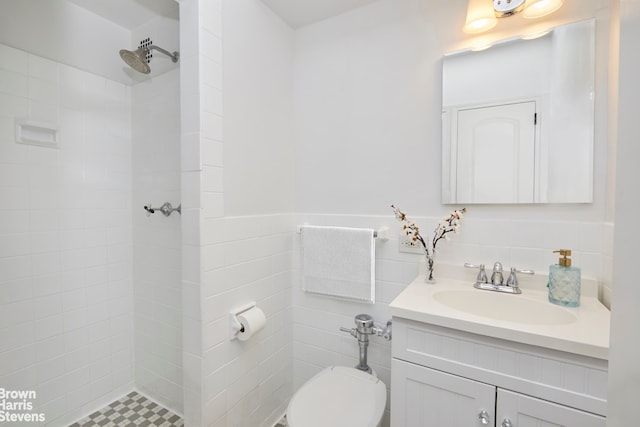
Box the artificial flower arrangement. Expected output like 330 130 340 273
391 205 466 282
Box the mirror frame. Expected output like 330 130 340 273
441 19 596 204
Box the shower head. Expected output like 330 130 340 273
119 47 151 74
119 41 179 75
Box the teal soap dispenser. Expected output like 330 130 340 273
548 249 581 307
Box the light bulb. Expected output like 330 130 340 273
523 0 563 19
463 0 498 34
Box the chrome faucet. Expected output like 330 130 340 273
465 262 534 294
490 262 504 285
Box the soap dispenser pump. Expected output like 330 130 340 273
548 249 581 307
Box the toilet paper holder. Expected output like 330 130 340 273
229 301 257 341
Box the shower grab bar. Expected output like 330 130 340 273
144 202 181 217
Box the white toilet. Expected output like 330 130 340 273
286 366 387 427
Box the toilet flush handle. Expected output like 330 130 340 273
339 326 357 338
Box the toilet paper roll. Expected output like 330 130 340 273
236 307 266 341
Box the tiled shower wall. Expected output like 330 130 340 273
132 68 183 414
0 43 133 425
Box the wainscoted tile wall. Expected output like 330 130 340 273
291 213 614 427
0 43 134 425
180 1 296 425
200 214 295 426
132 69 183 414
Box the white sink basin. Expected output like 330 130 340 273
388 272 610 360
433 289 578 325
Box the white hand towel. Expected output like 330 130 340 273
301 226 375 303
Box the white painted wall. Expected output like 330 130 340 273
224 0 295 216
608 0 640 424
292 0 612 278
291 2 612 425
294 0 609 219
0 43 133 426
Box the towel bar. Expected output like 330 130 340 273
297 225 389 240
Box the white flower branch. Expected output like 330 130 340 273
391 205 467 281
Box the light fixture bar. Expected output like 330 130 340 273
493 0 526 17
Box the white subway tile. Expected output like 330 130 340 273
0 44 28 73
33 294 63 319
201 29 222 64
0 69 27 97
28 54 58 82
28 77 59 104
0 321 33 354
33 313 64 341
36 355 66 384
0 344 36 376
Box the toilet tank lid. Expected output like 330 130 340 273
287 366 387 427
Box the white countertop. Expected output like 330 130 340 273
389 271 610 360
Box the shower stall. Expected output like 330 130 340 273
0 0 183 424
1 0 296 426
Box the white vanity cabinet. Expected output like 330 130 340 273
391 318 607 427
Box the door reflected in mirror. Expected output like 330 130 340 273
441 20 595 204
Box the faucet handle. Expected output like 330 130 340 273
505 267 535 288
491 262 504 285
464 263 488 283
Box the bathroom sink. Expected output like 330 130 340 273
433 289 578 325
389 272 610 359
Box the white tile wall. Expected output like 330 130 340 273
176 1 615 426
132 68 183 414
291 213 613 427
0 43 133 426
179 1 298 425
201 214 295 427
179 0 217 425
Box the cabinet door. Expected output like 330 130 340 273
391 359 495 427
497 389 606 427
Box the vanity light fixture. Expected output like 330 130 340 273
493 0 526 17
463 0 563 34
463 0 498 34
521 0 564 19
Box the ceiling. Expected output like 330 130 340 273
66 0 178 30
66 0 379 31
260 0 379 28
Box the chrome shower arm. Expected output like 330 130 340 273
149 45 179 63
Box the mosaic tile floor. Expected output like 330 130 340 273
69 391 183 427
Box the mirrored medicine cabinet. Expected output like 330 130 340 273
441 19 595 204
